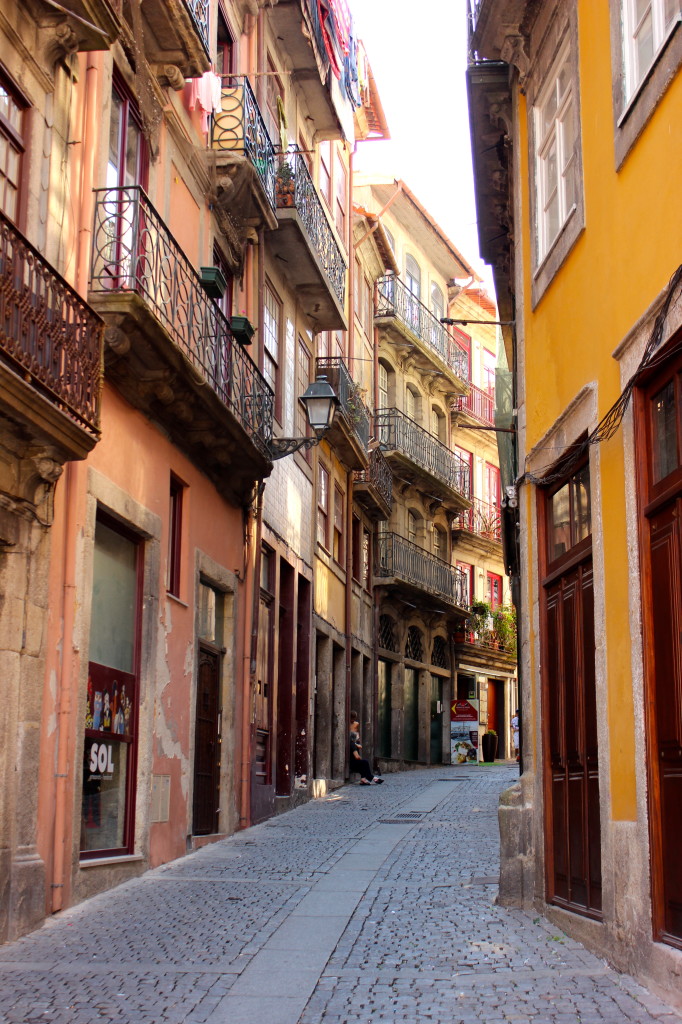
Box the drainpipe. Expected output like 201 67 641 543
240 482 262 829
345 470 353 777
52 51 102 914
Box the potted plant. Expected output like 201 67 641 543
492 604 517 655
275 160 295 206
482 728 498 763
230 314 256 346
467 600 494 645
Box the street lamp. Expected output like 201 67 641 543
269 376 340 460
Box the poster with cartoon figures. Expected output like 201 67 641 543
84 663 135 739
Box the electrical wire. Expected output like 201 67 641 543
523 263 682 487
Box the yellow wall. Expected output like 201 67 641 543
520 2 682 820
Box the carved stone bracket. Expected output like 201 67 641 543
153 64 186 90
38 15 80 68
500 34 531 88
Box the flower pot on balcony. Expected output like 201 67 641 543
230 315 255 346
481 730 497 763
199 265 228 299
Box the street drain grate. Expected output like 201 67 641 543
378 811 427 825
438 778 471 782
394 811 427 818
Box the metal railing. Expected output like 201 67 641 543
212 78 276 211
0 211 102 434
185 0 210 54
375 407 471 499
468 0 484 34
90 187 274 457
375 275 469 383
376 532 469 608
316 356 370 450
353 447 393 513
454 496 501 541
453 381 495 424
276 151 346 305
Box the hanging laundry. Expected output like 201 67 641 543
186 71 222 133
329 0 351 56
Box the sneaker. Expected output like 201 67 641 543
372 777 384 784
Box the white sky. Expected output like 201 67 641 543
352 0 493 291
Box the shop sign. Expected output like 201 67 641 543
451 699 480 763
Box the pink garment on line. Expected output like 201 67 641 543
186 71 222 133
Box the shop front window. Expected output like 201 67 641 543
81 516 141 856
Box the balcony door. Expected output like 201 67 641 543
102 79 148 287
636 343 682 947
405 254 421 334
541 463 602 917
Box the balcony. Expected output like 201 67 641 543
210 78 278 235
36 0 122 54
89 187 274 504
0 211 102 462
316 356 369 470
453 382 495 425
453 496 502 549
375 408 471 512
353 447 393 521
117 0 210 79
375 276 469 393
267 0 351 140
267 152 347 331
375 532 469 613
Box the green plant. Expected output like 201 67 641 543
276 160 294 185
467 600 493 643
492 604 517 655
486 728 497 737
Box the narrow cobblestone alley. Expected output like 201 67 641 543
1 765 680 1024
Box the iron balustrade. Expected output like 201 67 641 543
212 77 276 211
185 0 210 54
353 447 393 513
316 356 370 450
90 186 274 456
453 381 495 425
375 407 471 499
375 275 469 383
468 0 484 34
376 532 469 608
454 495 501 541
0 211 102 434
277 151 346 305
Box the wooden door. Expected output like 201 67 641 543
254 596 272 788
430 676 443 764
193 645 221 836
544 561 601 914
403 668 419 761
377 659 392 757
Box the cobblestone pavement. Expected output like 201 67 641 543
1 764 680 1024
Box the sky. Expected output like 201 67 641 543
351 0 492 290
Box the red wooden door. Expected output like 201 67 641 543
544 561 601 914
193 645 221 836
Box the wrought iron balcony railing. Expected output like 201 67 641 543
375 275 469 383
212 77 276 211
376 532 469 608
90 186 274 457
353 446 393 514
316 356 370 450
375 407 471 499
276 151 346 305
185 0 210 54
454 496 501 541
453 381 495 425
0 211 102 435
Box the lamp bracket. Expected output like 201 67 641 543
269 433 324 461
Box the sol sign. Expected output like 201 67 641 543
89 742 115 777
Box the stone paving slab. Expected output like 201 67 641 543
0 765 680 1024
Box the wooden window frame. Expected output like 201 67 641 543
0 64 28 227
167 473 184 598
317 463 330 550
262 280 282 423
333 484 345 565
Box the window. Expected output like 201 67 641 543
487 571 503 610
407 510 418 545
334 151 348 246
265 57 284 150
457 561 474 605
167 475 184 597
378 363 389 410
405 385 419 422
405 255 421 334
262 282 282 419
362 528 371 588
431 406 446 442
216 7 235 76
108 79 147 190
333 484 345 563
384 227 395 252
485 463 501 509
433 526 447 561
431 282 445 322
483 348 496 396
548 463 591 563
319 141 331 206
534 45 578 262
82 516 141 857
297 336 312 462
0 72 26 222
213 243 233 320
317 330 331 360
317 464 330 548
623 0 680 100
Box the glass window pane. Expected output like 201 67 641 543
109 92 123 183
198 582 217 641
125 117 141 187
572 465 591 544
635 0 652 22
551 483 571 559
635 11 655 75
89 520 138 673
652 380 678 482
542 87 558 136
0 88 8 122
546 190 560 246
81 738 128 852
664 0 679 29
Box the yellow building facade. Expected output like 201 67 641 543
468 0 682 1006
